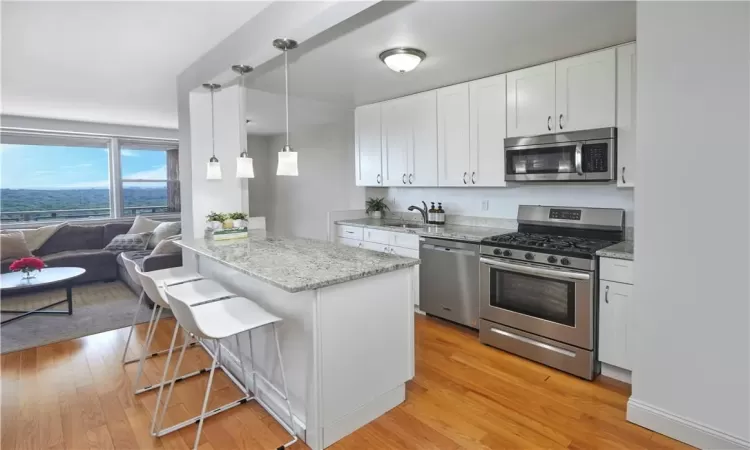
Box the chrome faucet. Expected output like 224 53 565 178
408 201 429 224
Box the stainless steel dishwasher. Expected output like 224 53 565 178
419 237 480 329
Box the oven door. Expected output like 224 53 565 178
479 257 594 350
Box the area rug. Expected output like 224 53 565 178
1 280 157 354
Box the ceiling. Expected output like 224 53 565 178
246 1 636 107
1 1 268 129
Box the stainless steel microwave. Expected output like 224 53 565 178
504 128 616 182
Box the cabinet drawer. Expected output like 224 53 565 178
363 228 390 245
361 241 389 253
336 225 363 241
336 237 363 248
390 232 420 250
600 257 633 284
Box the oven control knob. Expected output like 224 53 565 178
547 256 558 264
525 252 534 260
503 250 512 257
493 248 502 256
561 257 571 266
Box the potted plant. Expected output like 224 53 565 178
9 257 45 280
365 197 390 219
206 211 226 230
229 212 249 229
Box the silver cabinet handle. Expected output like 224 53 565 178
605 285 610 303
622 167 627 184
402 173 407 184
408 174 413 184
463 172 467 184
471 172 476 184
547 116 552 131
559 114 564 130
376 174 381 184
574 143 583 176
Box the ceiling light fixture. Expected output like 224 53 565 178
203 83 222 180
232 64 255 179
379 47 426 73
274 38 299 176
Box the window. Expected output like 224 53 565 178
0 131 179 224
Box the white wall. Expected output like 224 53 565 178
245 135 272 218
628 3 750 448
0 114 178 139
266 119 366 240
369 185 634 225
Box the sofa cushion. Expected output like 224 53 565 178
104 232 151 253
148 221 181 248
41 249 118 283
127 215 161 235
117 250 152 269
103 222 133 247
35 224 104 256
0 231 32 260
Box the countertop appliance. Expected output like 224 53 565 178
479 205 625 379
420 237 480 329
504 128 616 182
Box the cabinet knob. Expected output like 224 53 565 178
559 114 564 130
402 173 407 184
471 172 476 184
408 174 413 184
463 172 468 185
547 116 552 131
376 174 382 184
622 167 627 184
605 285 610 303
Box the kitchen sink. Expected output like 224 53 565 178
384 222 426 229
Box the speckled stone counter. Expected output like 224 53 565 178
175 232 420 293
335 218 515 243
596 241 634 261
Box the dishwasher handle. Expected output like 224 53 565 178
421 243 477 257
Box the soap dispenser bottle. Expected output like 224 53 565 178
428 202 437 224
437 203 446 225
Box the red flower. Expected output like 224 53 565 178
9 257 45 272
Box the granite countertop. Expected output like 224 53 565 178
175 231 420 293
596 241 634 261
335 218 515 243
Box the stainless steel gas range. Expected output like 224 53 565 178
478 205 625 380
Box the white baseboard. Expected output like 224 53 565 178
600 363 631 384
414 306 426 315
627 398 750 449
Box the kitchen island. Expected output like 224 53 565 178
175 232 420 450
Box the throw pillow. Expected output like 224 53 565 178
150 237 181 255
0 231 32 261
104 232 152 253
127 215 160 235
148 221 181 249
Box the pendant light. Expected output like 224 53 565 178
273 38 299 176
203 83 222 180
232 65 255 178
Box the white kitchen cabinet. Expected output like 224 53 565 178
361 240 389 253
437 83 471 186
598 280 632 371
616 43 636 188
354 103 382 186
506 62 556 137
469 74 507 186
381 98 410 186
408 91 438 187
555 48 616 132
336 236 363 248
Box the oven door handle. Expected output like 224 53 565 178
480 257 591 281
574 142 583 176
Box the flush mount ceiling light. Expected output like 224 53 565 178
273 38 299 176
379 47 426 73
203 83 222 180
232 64 255 179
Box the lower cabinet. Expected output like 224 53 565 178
598 279 632 371
336 236 363 248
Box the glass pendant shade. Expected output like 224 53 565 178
276 146 298 176
206 157 222 180
236 153 255 178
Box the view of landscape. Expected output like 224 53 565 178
0 143 177 222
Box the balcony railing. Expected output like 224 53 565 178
0 206 175 223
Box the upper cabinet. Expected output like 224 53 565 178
469 74 507 186
507 63 556 137
616 43 636 188
381 98 410 186
555 48 616 132
354 103 382 186
437 84 471 187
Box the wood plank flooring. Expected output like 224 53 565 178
1 313 693 449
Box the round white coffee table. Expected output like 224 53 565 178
0 267 86 325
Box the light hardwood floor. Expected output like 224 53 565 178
1 313 693 449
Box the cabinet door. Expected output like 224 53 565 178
616 43 636 188
354 104 382 186
408 91 438 187
437 83 471 187
336 237 363 248
470 74 507 187
599 280 632 370
555 48 616 132
389 245 420 307
361 241 389 253
380 99 410 187
506 62 556 137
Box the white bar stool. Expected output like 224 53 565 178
130 265 234 395
154 281 298 450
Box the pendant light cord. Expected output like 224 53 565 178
210 87 216 158
238 73 245 154
284 49 290 148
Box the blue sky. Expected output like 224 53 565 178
0 144 167 189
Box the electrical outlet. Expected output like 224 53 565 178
481 200 490 211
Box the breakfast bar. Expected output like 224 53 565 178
175 232 419 450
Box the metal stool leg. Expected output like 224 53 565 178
150 321 181 435
193 338 220 450
247 329 257 395
122 291 145 363
235 334 249 394
154 329 191 435
133 305 162 392
272 323 298 448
